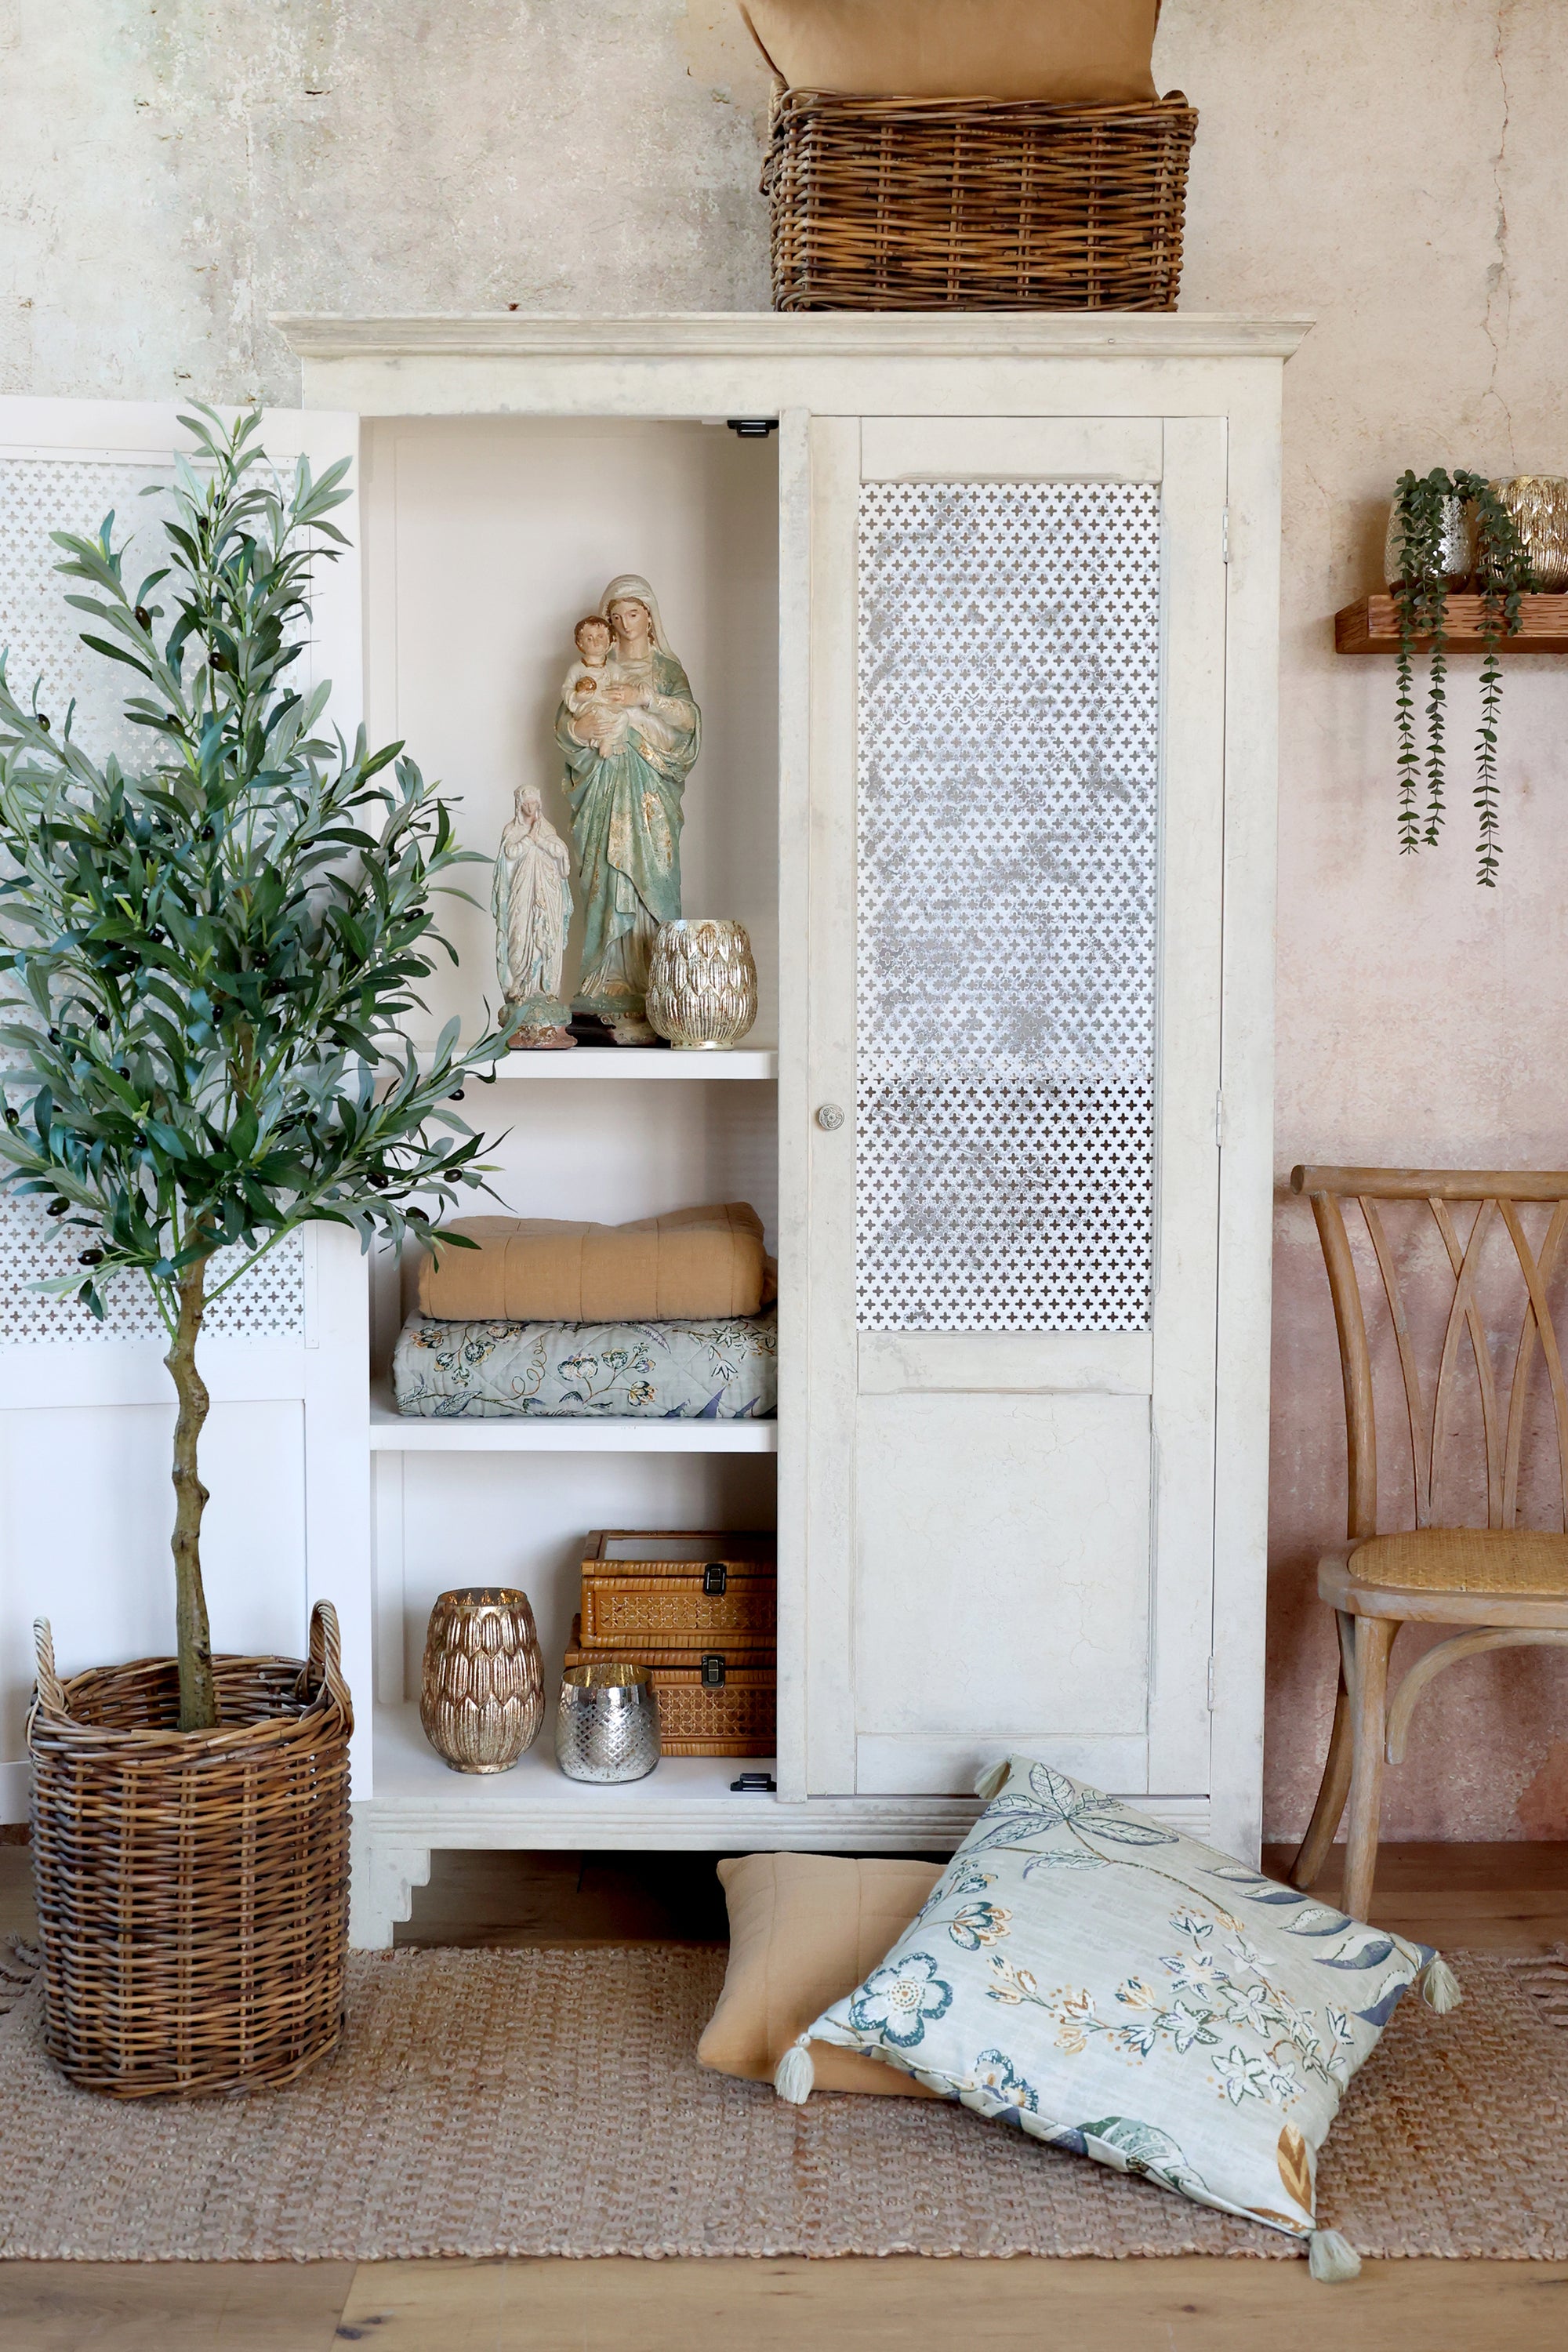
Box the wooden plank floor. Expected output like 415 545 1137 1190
2 1839 1565 2351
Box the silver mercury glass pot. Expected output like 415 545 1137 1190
555 1661 662 1783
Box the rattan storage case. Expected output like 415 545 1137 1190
564 1615 775 1757
27 1602 352 2099
764 86 1198 312
579 1529 776 1653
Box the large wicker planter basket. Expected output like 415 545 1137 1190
27 1600 352 2099
764 86 1198 312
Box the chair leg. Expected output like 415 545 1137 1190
1341 1616 1397 1923
1290 1610 1357 1889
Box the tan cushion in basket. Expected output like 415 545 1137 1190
740 0 1160 104
419 1203 773 1323
699 1852 942 2095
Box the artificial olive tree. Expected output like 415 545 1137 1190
0 407 508 1729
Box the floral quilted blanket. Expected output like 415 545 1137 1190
391 1308 778 1420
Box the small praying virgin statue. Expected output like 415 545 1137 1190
492 782 575 1048
557 574 701 1044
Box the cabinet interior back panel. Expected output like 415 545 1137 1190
855 482 1160 1333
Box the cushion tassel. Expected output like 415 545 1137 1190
1308 2228 1362 2283
774 2036 815 2103
974 1759 1012 1801
1418 1954 1461 2013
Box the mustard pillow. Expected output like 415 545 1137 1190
741 0 1160 105
699 1853 942 2096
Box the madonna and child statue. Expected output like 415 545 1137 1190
495 572 702 1047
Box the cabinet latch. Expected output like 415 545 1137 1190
702 1562 728 1596
702 1653 728 1688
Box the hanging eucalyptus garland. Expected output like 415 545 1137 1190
1389 467 1533 884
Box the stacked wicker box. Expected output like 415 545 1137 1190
565 1530 776 1757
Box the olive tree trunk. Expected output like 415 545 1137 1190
165 1254 217 1731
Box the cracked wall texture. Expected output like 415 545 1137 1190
3 0 1567 1836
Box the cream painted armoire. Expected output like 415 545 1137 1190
0 318 1305 1945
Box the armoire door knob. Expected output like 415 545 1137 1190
815 1102 845 1131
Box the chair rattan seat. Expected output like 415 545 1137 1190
1349 1527 1568 1596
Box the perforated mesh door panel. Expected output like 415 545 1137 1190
0 1200 307 1342
0 457 176 766
0 454 310 1343
855 481 1160 1332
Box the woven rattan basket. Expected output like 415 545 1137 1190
27 1600 352 2099
764 85 1198 312
564 1616 775 1757
579 1529 776 1653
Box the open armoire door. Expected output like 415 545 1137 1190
0 398 372 1809
786 412 1229 1819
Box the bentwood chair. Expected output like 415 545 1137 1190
1290 1165 1568 1918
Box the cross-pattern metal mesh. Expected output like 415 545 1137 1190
0 453 307 1343
0 1197 307 1342
856 481 1160 1332
0 456 177 768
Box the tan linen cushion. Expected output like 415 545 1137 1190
419 1203 773 1323
699 1853 942 2095
740 0 1160 104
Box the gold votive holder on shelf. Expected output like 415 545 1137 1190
646 919 759 1051
420 1587 545 1774
1497 476 1568 590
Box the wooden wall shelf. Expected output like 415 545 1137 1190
1335 593 1568 655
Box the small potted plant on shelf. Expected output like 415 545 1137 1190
1386 466 1533 884
0 408 512 2096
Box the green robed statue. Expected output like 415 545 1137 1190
556 573 701 1044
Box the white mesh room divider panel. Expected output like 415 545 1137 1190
0 452 307 1342
0 457 177 767
855 481 1160 1332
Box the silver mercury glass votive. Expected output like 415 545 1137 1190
646 919 759 1051
1384 493 1474 590
555 1661 662 1784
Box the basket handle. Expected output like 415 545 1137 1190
32 1617 67 1715
304 1599 354 1722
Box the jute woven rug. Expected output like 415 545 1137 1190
0 1941 1565 2263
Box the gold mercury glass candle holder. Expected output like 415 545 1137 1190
420 1587 545 1774
646 919 759 1051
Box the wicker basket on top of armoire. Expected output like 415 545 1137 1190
763 83 1198 312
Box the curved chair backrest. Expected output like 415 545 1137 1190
1290 1166 1568 1542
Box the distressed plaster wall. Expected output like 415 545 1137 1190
3 1 1566 1835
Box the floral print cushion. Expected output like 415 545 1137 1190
392 1307 777 1419
778 1759 1460 2280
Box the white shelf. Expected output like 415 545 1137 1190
368 1380 778 1453
362 1703 982 1850
417 1045 777 1081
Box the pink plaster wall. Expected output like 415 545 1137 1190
1156 1 1568 1838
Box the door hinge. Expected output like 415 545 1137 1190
1207 1657 1218 1711
1214 1091 1226 1149
1221 506 1230 564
